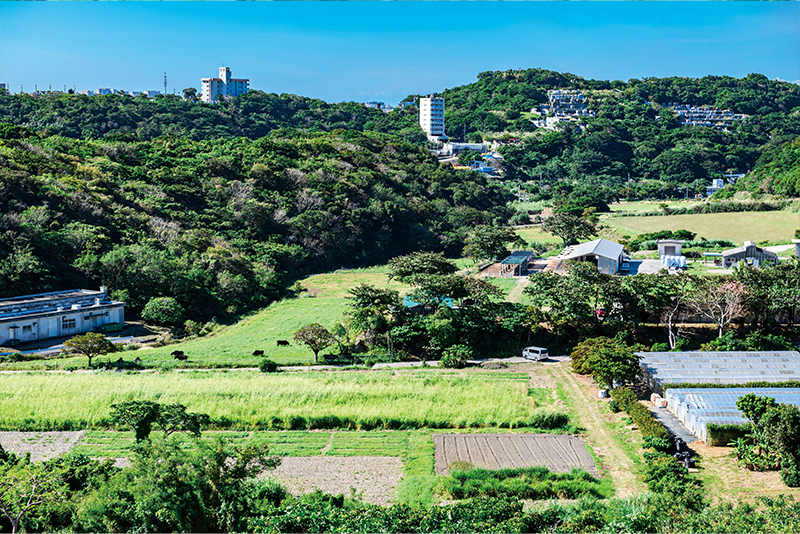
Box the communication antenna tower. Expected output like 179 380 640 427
164 72 167 95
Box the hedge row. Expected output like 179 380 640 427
706 422 752 447
610 387 670 440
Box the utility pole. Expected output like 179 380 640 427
164 71 167 95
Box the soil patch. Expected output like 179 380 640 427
433 433 597 476
0 431 84 461
268 456 404 506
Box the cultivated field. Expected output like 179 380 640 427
433 433 597 475
0 370 546 431
605 210 799 243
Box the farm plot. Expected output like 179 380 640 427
0 431 84 461
433 433 597 475
269 456 404 506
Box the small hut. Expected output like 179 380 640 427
721 241 778 268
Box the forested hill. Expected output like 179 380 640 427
0 90 426 143
440 69 800 136
0 124 512 319
427 69 800 202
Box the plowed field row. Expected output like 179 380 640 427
433 433 597 475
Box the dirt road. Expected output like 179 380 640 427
549 363 643 496
505 278 529 303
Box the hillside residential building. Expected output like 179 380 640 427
661 103 745 130
419 95 447 142
530 89 595 131
201 67 250 103
0 288 125 347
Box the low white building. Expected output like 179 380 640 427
201 67 250 103
0 288 125 347
443 142 486 154
555 238 625 275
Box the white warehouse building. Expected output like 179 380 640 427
201 67 250 103
0 288 125 347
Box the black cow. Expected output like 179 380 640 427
172 350 188 361
253 350 265 356
276 340 290 347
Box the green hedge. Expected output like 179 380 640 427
706 422 752 447
441 466 603 500
610 387 670 440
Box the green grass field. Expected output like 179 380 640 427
514 226 561 245
1 268 410 370
0 370 549 431
608 200 694 213
604 210 799 243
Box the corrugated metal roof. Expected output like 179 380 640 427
557 238 623 261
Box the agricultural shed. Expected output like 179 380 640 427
721 241 778 268
657 239 684 257
637 351 800 395
665 388 800 441
554 238 624 275
495 250 534 277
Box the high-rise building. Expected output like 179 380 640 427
419 95 447 142
201 67 250 103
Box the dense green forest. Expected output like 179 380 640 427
0 124 512 318
2 70 800 316
0 90 426 143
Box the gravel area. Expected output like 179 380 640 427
0 431 84 461
268 456 404 506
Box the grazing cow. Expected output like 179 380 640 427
253 349 265 357
172 350 188 361
134 357 142 364
276 340 290 347
116 357 124 364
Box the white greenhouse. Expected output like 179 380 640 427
637 351 800 394
665 388 800 442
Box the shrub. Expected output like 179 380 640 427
141 297 185 326
610 387 670 440
258 359 279 373
439 344 472 369
643 436 672 452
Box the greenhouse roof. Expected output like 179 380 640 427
637 351 800 391
665 388 800 441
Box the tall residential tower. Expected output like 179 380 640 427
419 95 447 142
201 67 250 103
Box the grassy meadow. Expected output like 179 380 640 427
604 210 799 243
0 370 554 431
1 268 409 370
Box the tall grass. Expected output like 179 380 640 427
0 371 550 431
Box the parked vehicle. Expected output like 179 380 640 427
522 346 548 361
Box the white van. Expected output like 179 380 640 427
522 346 548 361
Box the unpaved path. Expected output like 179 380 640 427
549 363 643 496
505 278 529 303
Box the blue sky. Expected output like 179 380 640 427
1 2 798 104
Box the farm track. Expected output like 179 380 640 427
433 433 597 476
505 278 529 303
549 363 643 496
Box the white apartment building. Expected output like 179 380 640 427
201 67 250 103
419 95 447 142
